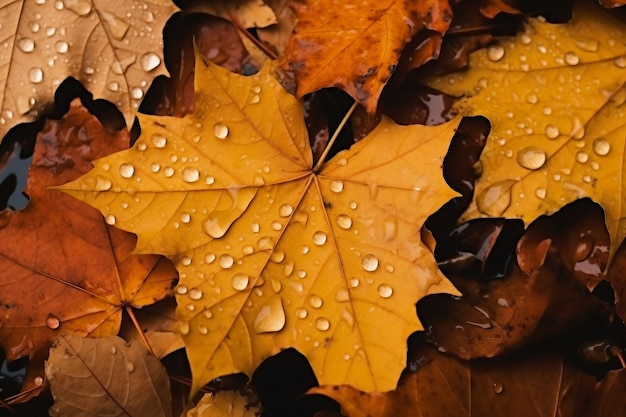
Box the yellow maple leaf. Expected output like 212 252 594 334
0 0 177 141
58 54 460 393
426 1 626 260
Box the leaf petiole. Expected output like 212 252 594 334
312 101 359 173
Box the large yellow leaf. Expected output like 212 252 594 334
58 55 460 392
0 0 177 141
427 1 626 259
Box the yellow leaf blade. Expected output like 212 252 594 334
59 56 460 393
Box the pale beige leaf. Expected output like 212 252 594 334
0 0 177 141
46 334 172 417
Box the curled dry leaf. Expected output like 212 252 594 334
189 0 277 29
46 334 172 417
187 390 260 417
0 0 177 141
0 100 176 390
59 54 460 392
427 0 626 262
282 0 454 114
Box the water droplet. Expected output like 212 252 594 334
385 264 395 273
301 245 310 254
251 85 262 94
151 134 167 148
34 376 44 386
140 52 160 71
592 138 610 156
110 346 117 354
179 212 191 223
487 45 505 61
46 315 60 329
119 163 134 178
377 284 393 298
476 180 515 216
573 236 594 262
182 167 199 183
544 124 560 139
94 177 113 191
315 317 330 331
516 147 546 170
614 56 626 68
17 38 35 52
203 217 230 238
330 179 344 193
254 296 286 333
542 106 552 116
29 67 43 83
270 278 282 293
362 254 379 272
219 254 234 269
576 151 589 164
535 187 547 199
296 308 308 319
105 214 116 225
308 295 323 308
271 221 283 231
279 204 294 217
312 231 327 245
131 87 143 99
349 201 358 210
336 214 352 229
349 277 360 288
283 262 294 277
203 310 213 319
213 123 229 139
55 41 68 53
188 288 202 300
107 81 120 92
175 286 188 295
564 51 580 66
232 273 249 290
126 362 135 373
258 236 274 250
525 94 538 104
198 326 208 335
574 38 598 52
270 250 285 263
297 270 307 278
180 256 192 266
335 289 350 302
492 381 503 394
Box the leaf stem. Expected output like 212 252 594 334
125 305 156 357
225 10 278 60
313 101 359 173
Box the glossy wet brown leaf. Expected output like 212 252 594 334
312 334 596 417
0 100 176 391
0 0 177 141
46 334 172 417
420 200 612 359
59 54 461 393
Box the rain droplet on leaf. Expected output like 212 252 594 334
231 273 249 291
312 231 327 245
516 147 546 170
377 284 393 298
151 134 167 148
140 52 160 71
315 317 330 331
253 296 286 333
220 254 234 269
46 315 60 329
213 123 229 139
361 254 379 272
487 45 505 61
308 295 323 308
592 138 610 156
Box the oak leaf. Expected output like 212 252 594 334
0 100 176 388
282 0 453 114
59 55 460 392
46 334 172 417
426 1 626 260
0 0 177 141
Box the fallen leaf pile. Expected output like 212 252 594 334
2 0 626 415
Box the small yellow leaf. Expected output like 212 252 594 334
187 391 260 417
59 54 460 393
427 1 626 260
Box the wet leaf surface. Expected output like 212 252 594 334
0 0 177 141
59 53 461 393
427 0 626 262
0 100 176 395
